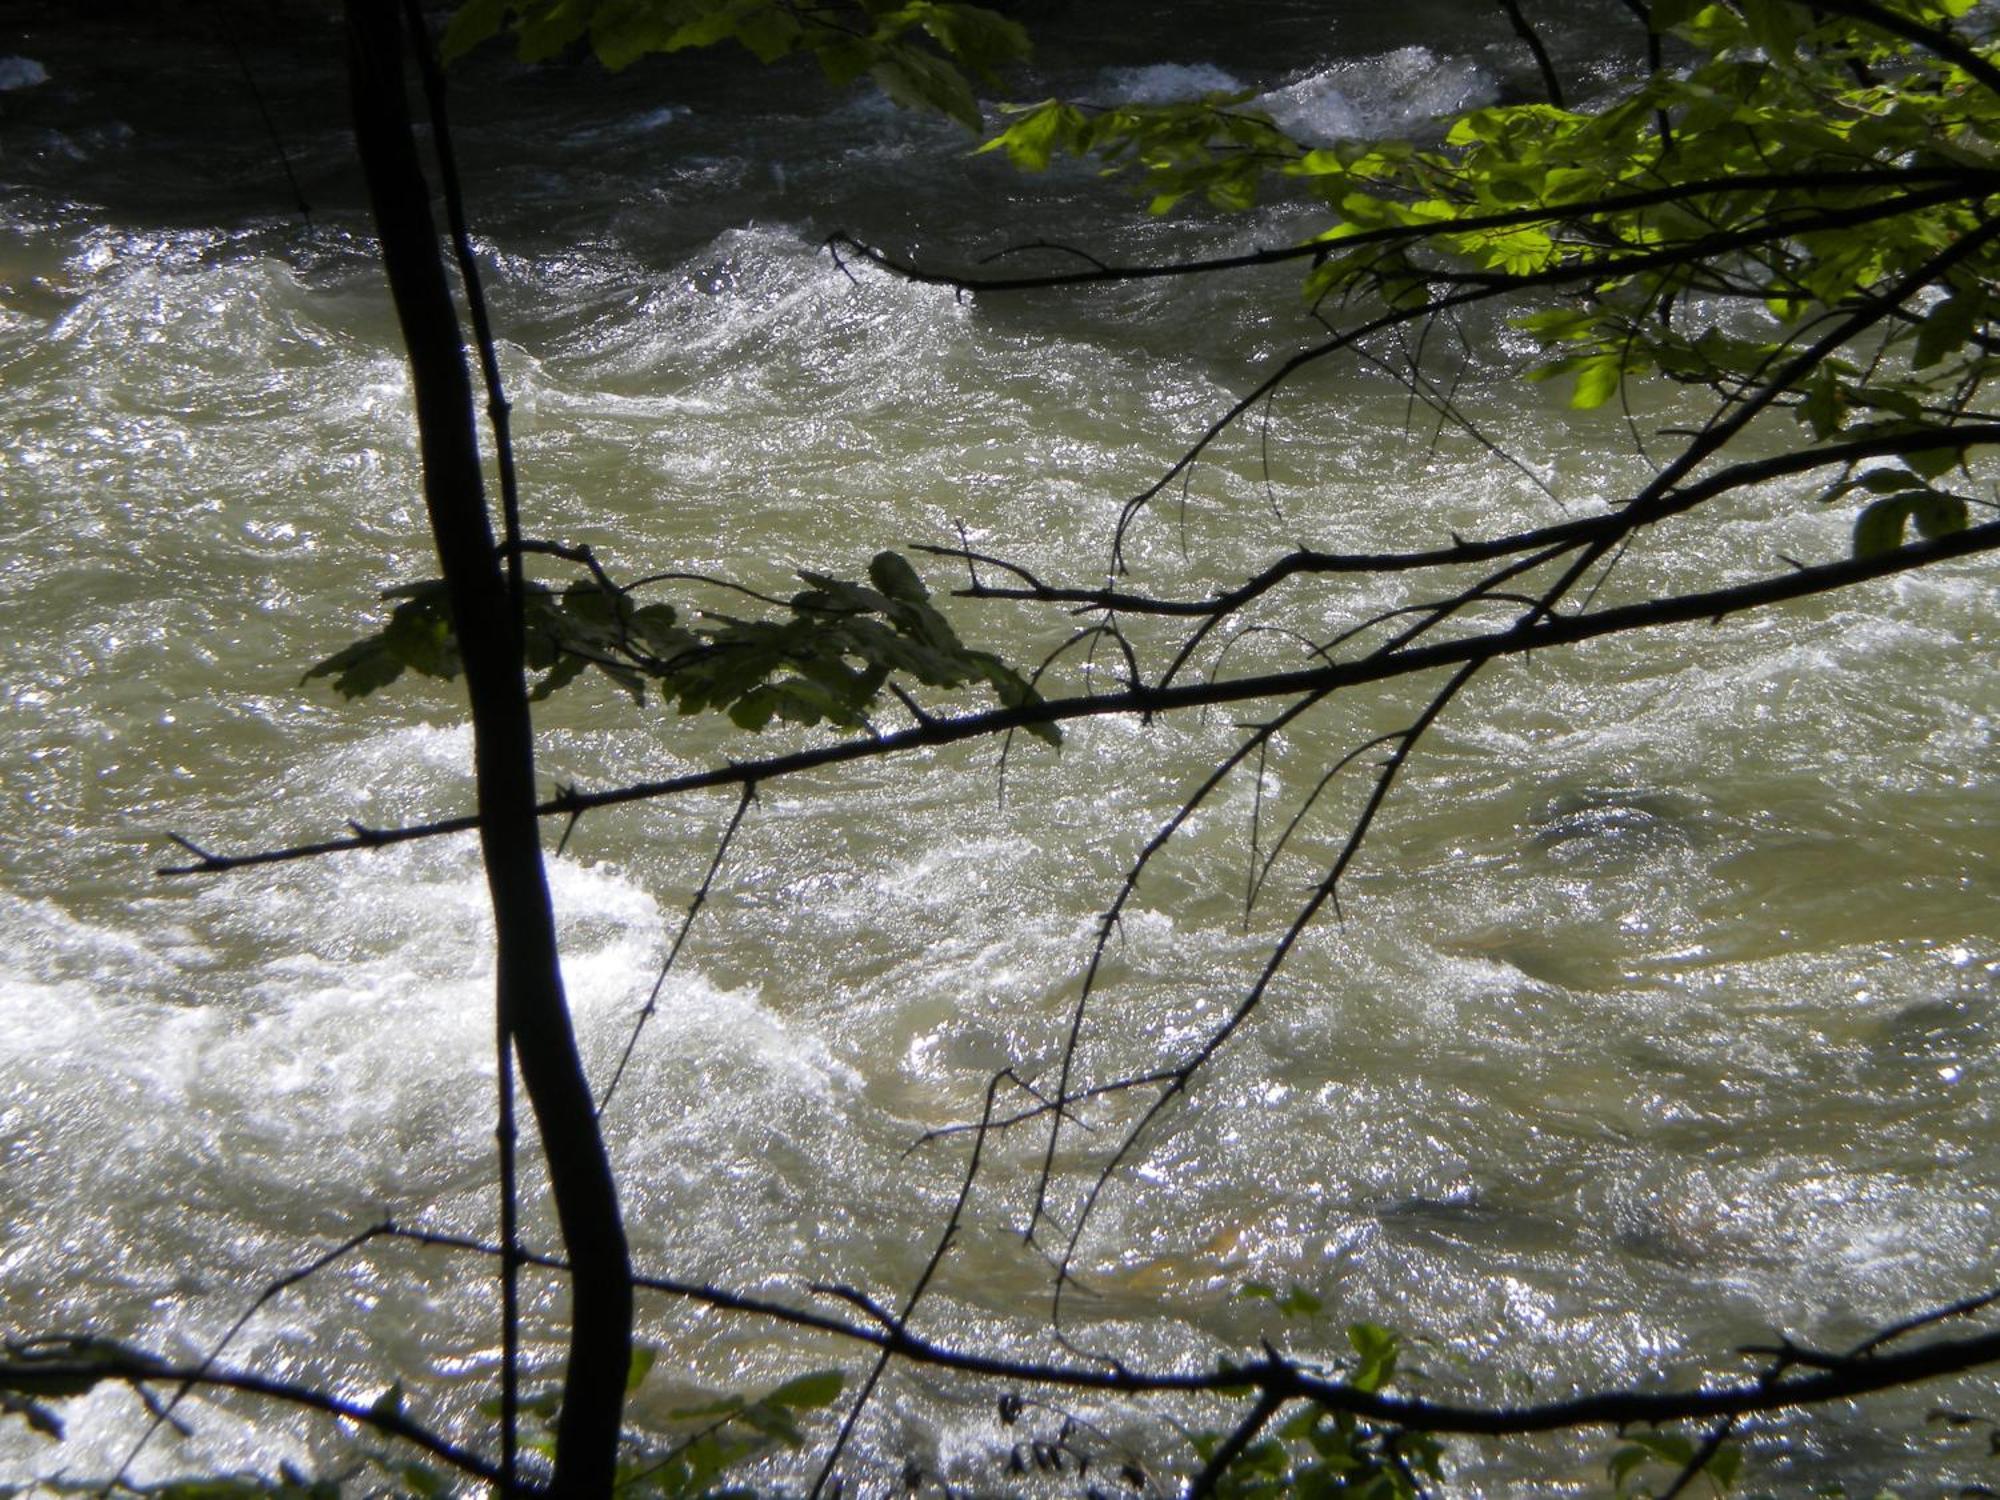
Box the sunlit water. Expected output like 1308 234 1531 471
1 6 1995 1494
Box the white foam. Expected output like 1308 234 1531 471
1259 49 1493 144
565 105 690 146
1098 63 1247 105
0 57 48 91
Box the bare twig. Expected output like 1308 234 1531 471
597 783 758 1115
1495 0 1566 106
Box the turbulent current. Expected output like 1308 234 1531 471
1 4 1995 1493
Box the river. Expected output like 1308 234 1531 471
1 3 1995 1494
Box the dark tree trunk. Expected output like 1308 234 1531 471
343 5 633 1493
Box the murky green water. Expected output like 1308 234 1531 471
1 6 1995 1493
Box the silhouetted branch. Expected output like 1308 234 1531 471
597 783 757 1116
105 1224 393 1495
1806 0 2000 96
400 14 531 1472
4 1336 500 1487
808 1069 1029 1499
824 168 1997 293
1495 0 1565 106
159 517 2000 875
346 9 631 1488
223 1226 2000 1441
1030 689 1332 1252
1096 183 1978 569
1188 1389 1289 1500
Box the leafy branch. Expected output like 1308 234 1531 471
165 515 1995 877
303 548 1060 744
17 1226 2000 1486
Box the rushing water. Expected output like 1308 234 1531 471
2 5 1996 1494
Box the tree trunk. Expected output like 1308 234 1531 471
343 6 633 1492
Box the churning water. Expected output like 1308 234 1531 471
1 5 1995 1493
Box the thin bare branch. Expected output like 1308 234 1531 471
101 1222 394 1497
5 1340 502 1486
1188 1389 1290 1500
597 784 758 1116
807 1069 1027 1498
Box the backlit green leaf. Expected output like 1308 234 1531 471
1346 1322 1398 1394
871 47 980 130
1570 355 1623 410
765 1368 845 1409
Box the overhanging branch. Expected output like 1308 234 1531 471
361 1227 2000 1440
826 168 2000 293
161 520 2000 876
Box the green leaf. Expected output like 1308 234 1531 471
1707 1444 1744 1489
1800 369 1846 440
302 637 406 700
1853 489 1968 557
867 549 930 604
735 1400 804 1446
979 100 1076 171
399 1464 450 1499
1608 1443 1653 1493
629 602 699 663
1630 1430 1698 1470
1738 0 1803 57
591 6 681 70
764 1369 845 1410
626 1345 657 1394
664 1393 747 1421
514 0 593 61
1278 1287 1323 1318
815 34 876 86
1905 438 1969 480
382 598 460 681
1279 1407 1324 1441
871 46 981 130
729 1 806 63
528 650 591 702
1570 354 1623 410
914 3 1029 78
1346 1323 1399 1395
441 0 512 59
1914 288 1985 369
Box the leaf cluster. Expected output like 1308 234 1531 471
981 0 2000 558
1201 1325 1444 1500
1606 1426 1744 1499
305 550 1060 745
499 1354 847 1497
442 0 1027 128
981 93 1299 214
